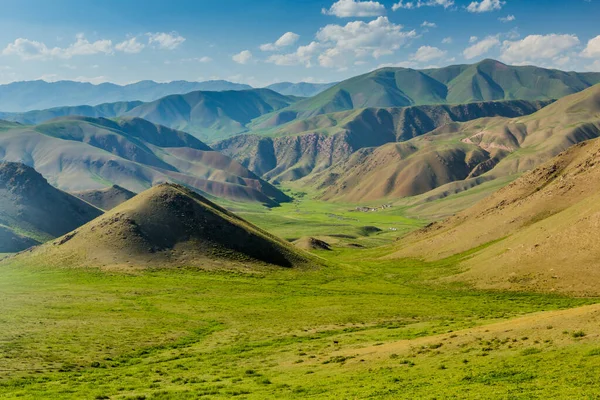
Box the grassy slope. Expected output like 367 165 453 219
1 180 600 398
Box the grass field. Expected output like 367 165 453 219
1 193 600 399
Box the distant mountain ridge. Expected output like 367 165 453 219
0 79 336 113
0 116 290 206
0 89 299 142
262 59 600 127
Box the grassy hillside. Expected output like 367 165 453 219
0 162 102 252
265 82 337 97
317 83 600 203
258 59 600 128
215 99 550 183
0 116 289 205
123 89 298 142
22 183 311 269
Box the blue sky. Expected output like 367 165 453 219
0 0 599 86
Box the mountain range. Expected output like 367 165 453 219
0 116 290 206
0 79 335 113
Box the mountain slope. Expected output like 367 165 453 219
260 59 600 128
122 89 298 142
0 116 289 206
265 82 336 97
0 162 102 252
25 184 311 269
215 99 550 183
318 83 600 202
0 101 142 125
391 135 600 295
72 185 136 211
0 80 253 112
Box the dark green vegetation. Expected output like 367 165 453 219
0 162 102 252
0 116 288 205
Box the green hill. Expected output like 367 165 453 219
259 59 600 128
0 116 290 206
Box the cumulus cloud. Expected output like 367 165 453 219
499 14 515 22
115 37 145 54
500 34 580 64
582 35 600 58
322 0 386 17
2 34 113 60
232 50 253 64
463 35 500 59
466 0 505 13
266 41 322 67
146 32 185 50
392 0 454 11
442 37 453 44
411 46 447 62
421 21 437 28
260 32 300 51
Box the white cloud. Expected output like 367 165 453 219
315 17 417 67
146 32 185 50
585 60 600 72
266 41 322 67
421 21 437 28
260 32 300 51
392 0 454 11
411 45 447 62
2 34 113 60
469 36 479 43
499 14 515 22
198 56 213 63
463 35 500 59
442 37 453 44
500 34 580 64
232 50 253 64
377 60 418 69
72 76 110 84
115 37 145 54
582 35 600 58
322 0 386 17
466 0 505 13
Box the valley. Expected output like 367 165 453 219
2 50 600 400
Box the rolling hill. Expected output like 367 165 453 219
214 99 551 183
24 183 311 269
391 134 600 295
0 116 290 206
0 162 102 252
316 83 600 203
0 79 253 112
259 59 600 127
123 89 298 142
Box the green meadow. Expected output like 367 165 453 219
1 193 600 399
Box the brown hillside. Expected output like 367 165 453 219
293 237 332 251
72 185 136 211
26 184 312 269
0 162 102 252
391 136 600 295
